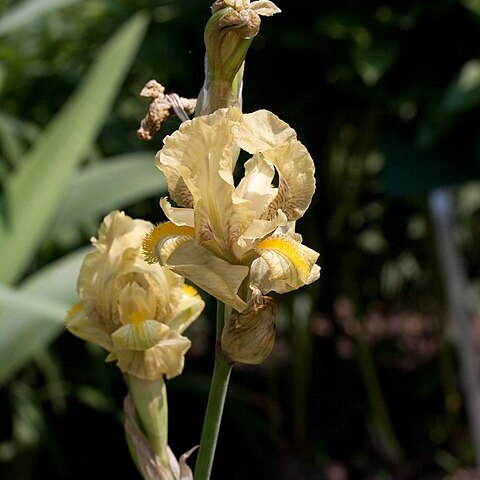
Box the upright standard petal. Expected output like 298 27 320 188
233 109 297 153
77 211 152 332
156 113 256 259
261 141 316 221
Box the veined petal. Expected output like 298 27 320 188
111 320 170 351
65 303 113 352
155 162 194 209
145 222 248 311
117 282 157 326
157 113 255 254
234 210 288 259
167 242 248 312
233 109 297 154
145 265 185 323
261 141 315 221
78 211 153 330
253 234 320 293
168 284 205 334
115 330 191 380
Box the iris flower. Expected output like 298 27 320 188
66 211 205 381
143 107 320 312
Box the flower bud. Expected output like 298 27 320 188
197 0 280 114
221 286 277 364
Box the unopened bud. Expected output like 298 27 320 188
221 286 277 364
124 374 169 466
197 0 280 114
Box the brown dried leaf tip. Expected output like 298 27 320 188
137 80 197 141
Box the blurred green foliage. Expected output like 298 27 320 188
1 0 480 479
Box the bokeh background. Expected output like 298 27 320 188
1 0 480 478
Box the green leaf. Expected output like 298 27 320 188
0 12 148 283
0 247 90 386
462 0 480 16
0 284 67 321
0 112 39 167
50 153 165 238
0 0 82 37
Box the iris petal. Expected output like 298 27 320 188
253 234 320 293
162 239 249 312
115 330 191 380
261 141 315 221
233 109 296 153
157 112 255 255
65 304 113 352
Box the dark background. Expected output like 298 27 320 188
1 0 480 478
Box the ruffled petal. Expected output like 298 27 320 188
233 109 297 154
111 320 170 351
168 284 206 334
115 330 191 380
156 113 255 256
261 141 316 221
77 211 153 330
65 303 113 352
252 234 320 293
155 162 194 209
144 224 249 312
162 239 248 312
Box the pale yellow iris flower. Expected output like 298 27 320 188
143 107 320 312
66 211 205 381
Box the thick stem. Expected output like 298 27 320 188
194 301 233 480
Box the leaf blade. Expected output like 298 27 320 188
0 247 91 386
0 12 149 283
50 153 165 238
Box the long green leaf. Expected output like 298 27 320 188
0 247 91 386
0 12 148 283
0 285 67 320
0 0 82 37
50 153 165 238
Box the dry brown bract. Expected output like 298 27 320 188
137 80 197 141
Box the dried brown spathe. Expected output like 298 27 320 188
137 80 196 141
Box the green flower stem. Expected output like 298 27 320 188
194 301 233 480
